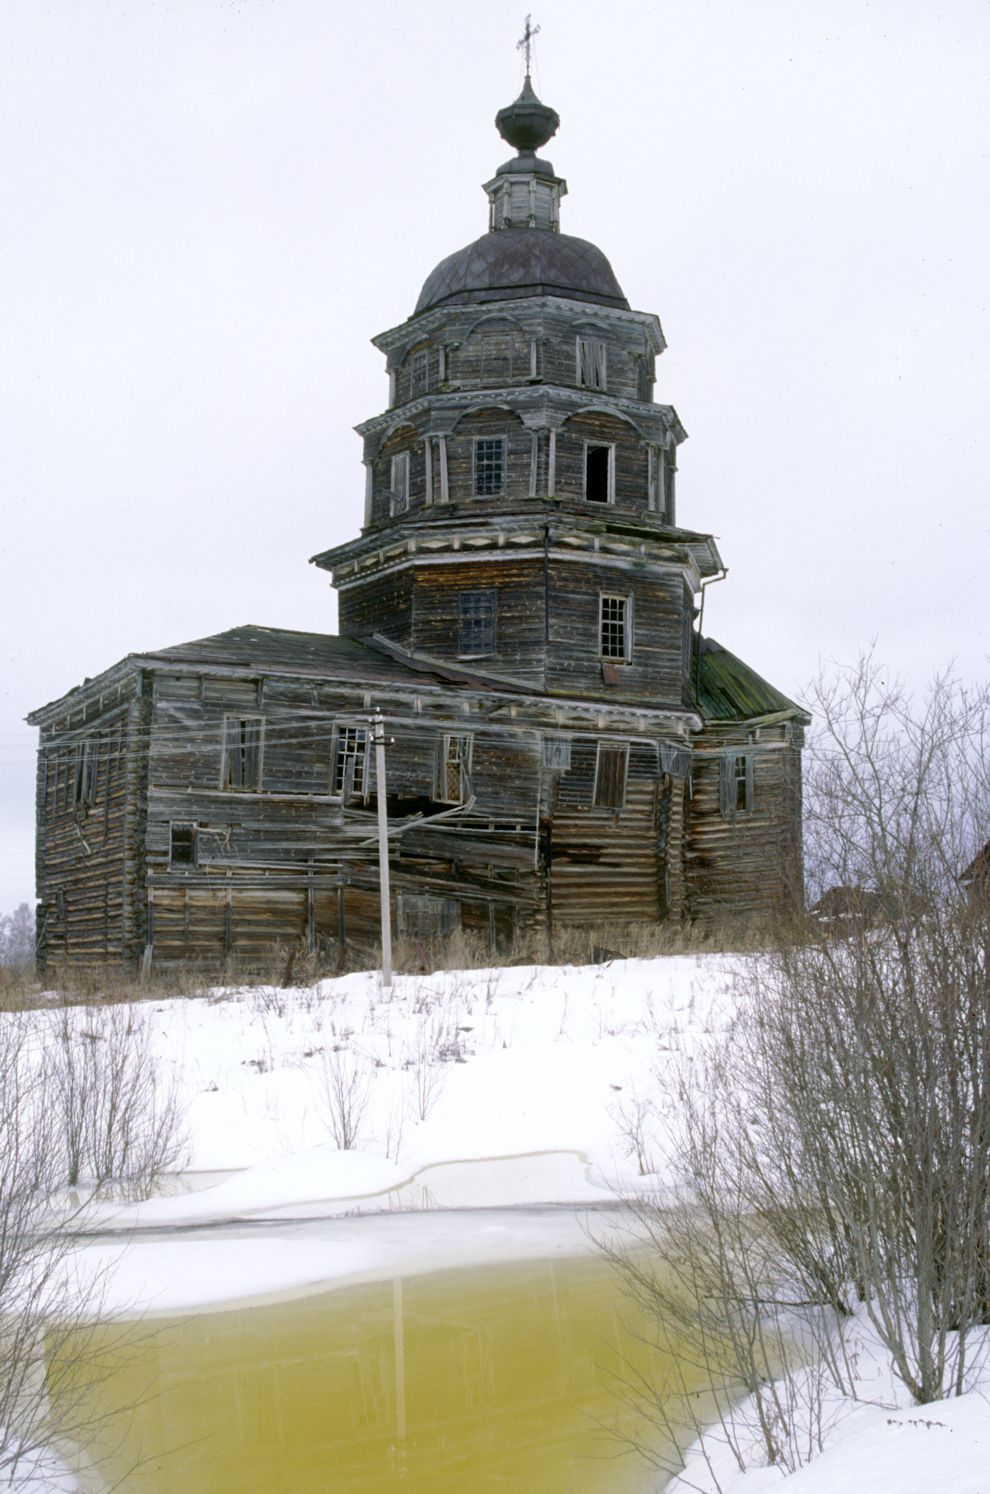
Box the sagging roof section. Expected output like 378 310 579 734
693 635 809 725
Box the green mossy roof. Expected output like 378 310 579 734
693 635 808 724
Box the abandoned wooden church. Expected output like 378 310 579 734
29 73 807 971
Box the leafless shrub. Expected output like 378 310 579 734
0 1012 128 1482
608 657 990 1484
609 1090 660 1177
312 1047 373 1150
46 1004 186 1199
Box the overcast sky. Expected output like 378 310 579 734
1 0 988 910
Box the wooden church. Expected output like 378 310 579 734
29 68 807 972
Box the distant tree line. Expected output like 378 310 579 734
0 903 34 970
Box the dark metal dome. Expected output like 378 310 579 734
414 229 628 315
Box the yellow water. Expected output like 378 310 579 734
58 1254 699 1492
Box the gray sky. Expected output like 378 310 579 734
2 0 988 910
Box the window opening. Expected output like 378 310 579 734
410 349 428 397
222 717 263 790
458 590 496 657
473 437 505 496
600 594 630 661
719 751 754 816
594 743 629 809
585 443 613 503
390 452 410 514
437 734 473 803
170 822 198 868
397 894 461 940
73 737 98 808
576 336 607 390
333 726 368 797
543 737 572 770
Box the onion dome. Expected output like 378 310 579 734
414 75 628 316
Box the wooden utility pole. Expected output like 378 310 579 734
371 710 393 988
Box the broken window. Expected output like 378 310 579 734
458 589 496 657
410 348 428 397
719 751 755 816
594 743 629 809
169 822 198 868
72 737 99 809
473 437 505 496
436 734 473 803
584 443 614 503
333 725 368 797
576 336 607 391
543 737 572 770
390 452 410 514
222 717 263 790
599 594 631 661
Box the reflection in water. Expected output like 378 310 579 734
57 1254 702 1492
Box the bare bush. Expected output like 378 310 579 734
610 658 990 1484
0 1013 122 1482
47 1003 186 1198
313 1047 373 1150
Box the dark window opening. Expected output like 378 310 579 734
594 744 629 809
72 737 99 809
458 589 496 657
397 894 461 940
585 444 612 503
333 726 368 797
222 717 263 790
170 822 198 868
474 438 505 496
719 751 754 816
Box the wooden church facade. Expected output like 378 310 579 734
29 76 806 971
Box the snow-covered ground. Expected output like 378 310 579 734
12 954 990 1491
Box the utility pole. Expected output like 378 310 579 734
371 710 393 988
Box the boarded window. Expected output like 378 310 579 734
437 734 473 803
390 452 410 513
333 726 368 796
594 743 629 809
410 349 428 397
543 737 572 770
73 737 99 808
458 590 496 656
600 594 631 661
169 822 198 868
397 894 461 940
719 751 755 816
222 717 263 790
576 336 607 390
473 437 505 496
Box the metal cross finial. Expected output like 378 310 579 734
517 14 540 76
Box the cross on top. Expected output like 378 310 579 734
516 14 540 76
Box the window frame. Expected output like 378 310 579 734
599 593 633 663
457 589 497 658
221 716 264 791
472 436 506 497
169 821 198 870
576 335 608 391
719 750 755 817
410 348 429 398
435 733 473 804
332 724 369 799
390 451 410 515
72 736 99 810
593 741 629 810
583 441 615 504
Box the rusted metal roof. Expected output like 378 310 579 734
693 635 808 724
414 229 628 314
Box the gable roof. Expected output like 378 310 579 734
693 635 809 725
